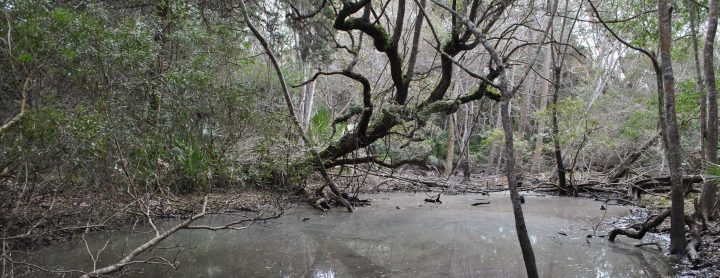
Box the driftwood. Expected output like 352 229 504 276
634 242 662 250
686 215 702 263
79 196 283 278
308 190 369 212
424 194 442 203
608 208 670 242
365 170 450 188
633 175 704 189
573 175 703 200
625 175 704 199
608 208 703 262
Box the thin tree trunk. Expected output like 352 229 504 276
461 102 473 183
238 0 352 212
530 47 552 174
699 0 719 222
501 99 538 278
658 0 687 255
548 0 581 195
302 78 316 130
412 3 553 275
488 106 502 174
444 113 456 177
686 0 707 161
518 74 536 138
518 28 536 139
150 0 173 125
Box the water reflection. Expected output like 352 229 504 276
37 193 673 277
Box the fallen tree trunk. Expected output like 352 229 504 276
607 131 661 183
548 175 702 199
608 208 670 242
633 175 704 188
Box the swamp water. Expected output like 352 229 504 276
39 193 675 277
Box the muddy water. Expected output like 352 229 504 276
39 193 674 277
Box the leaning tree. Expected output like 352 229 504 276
256 0 556 275
278 0 550 173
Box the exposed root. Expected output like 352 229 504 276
608 208 670 242
306 188 368 212
686 215 702 263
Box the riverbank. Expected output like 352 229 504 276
3 171 718 277
35 192 674 277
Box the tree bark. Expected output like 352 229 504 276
518 74 536 138
587 0 668 153
657 0 687 255
699 0 719 222
317 0 504 163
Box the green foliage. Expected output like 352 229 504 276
676 79 702 128
171 139 217 192
309 105 333 142
467 128 530 164
533 97 589 145
0 1 301 194
706 162 720 181
621 109 656 140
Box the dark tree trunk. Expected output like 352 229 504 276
551 66 569 195
501 99 539 278
700 0 719 222
657 0 687 255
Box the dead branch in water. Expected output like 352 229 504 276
78 195 284 278
608 208 670 242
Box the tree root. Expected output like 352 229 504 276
608 208 705 263
686 215 702 263
306 188 364 212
